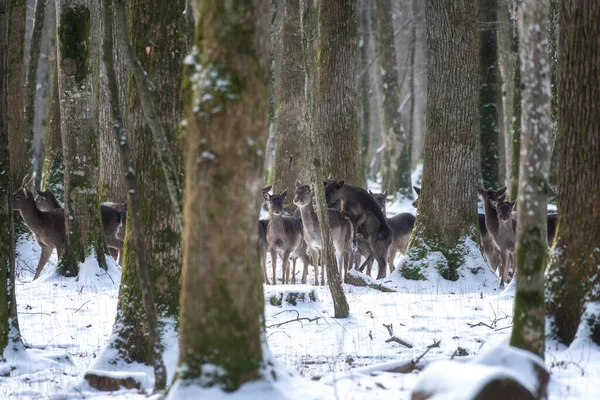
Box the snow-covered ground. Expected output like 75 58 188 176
3 192 596 399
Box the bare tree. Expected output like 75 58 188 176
171 0 270 393
401 0 486 281
546 0 600 347
497 0 515 182
509 0 551 359
509 0 521 200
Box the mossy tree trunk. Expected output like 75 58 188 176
411 0 427 168
357 0 370 179
272 0 309 212
7 0 29 188
315 0 362 186
480 0 500 189
509 0 521 200
90 0 186 384
56 0 109 277
497 0 515 183
509 0 551 359
546 0 600 346
172 0 269 393
300 0 350 318
0 0 24 359
547 0 559 202
376 0 411 198
401 0 484 281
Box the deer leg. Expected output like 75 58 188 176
290 257 297 284
358 255 374 273
309 248 319 285
375 253 387 280
282 250 291 284
34 246 53 280
498 251 507 288
270 249 278 285
388 247 397 274
261 251 270 285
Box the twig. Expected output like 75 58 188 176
383 323 394 336
494 325 513 331
266 316 320 329
18 312 51 316
468 321 495 329
73 300 91 314
385 336 413 348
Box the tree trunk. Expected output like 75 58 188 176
172 0 269 393
376 0 411 198
411 0 427 168
88 0 186 385
301 0 350 318
509 0 551 359
496 0 515 183
547 0 559 203
25 0 46 188
365 0 383 179
509 0 521 200
42 66 64 199
315 0 362 186
0 0 23 360
56 0 109 276
546 0 600 346
480 0 500 189
357 0 370 178
271 0 309 211
7 0 29 187
401 0 486 281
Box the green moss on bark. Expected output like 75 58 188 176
58 6 90 84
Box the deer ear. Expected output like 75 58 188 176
36 189 43 196
281 189 288 199
295 180 302 188
22 188 28 197
327 173 334 179
497 186 507 196
413 186 421 195
489 199 498 209
262 192 271 201
262 185 272 194
336 180 345 188
383 189 388 196
369 190 374 195
477 186 486 196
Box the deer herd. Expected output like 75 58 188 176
12 174 556 288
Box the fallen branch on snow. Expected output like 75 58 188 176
266 310 320 329
383 323 413 348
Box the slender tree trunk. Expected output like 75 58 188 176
42 66 64 199
402 0 486 281
497 0 514 183
480 0 500 189
86 0 186 390
7 0 29 187
547 0 559 202
357 0 370 178
25 0 46 187
86 0 166 390
315 0 362 185
546 0 600 346
509 0 521 200
171 0 269 393
411 0 427 168
56 0 109 276
272 0 309 211
0 0 23 360
365 0 383 179
376 0 411 198
509 0 551 359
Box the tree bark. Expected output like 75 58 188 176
90 0 186 383
7 0 29 187
496 0 515 183
25 0 46 187
172 0 269 392
546 0 600 346
42 66 64 199
56 0 109 276
411 0 427 168
376 0 411 198
315 0 362 186
401 0 485 281
271 0 309 212
0 0 23 360
357 0 370 178
509 0 521 200
480 0 500 189
509 0 551 359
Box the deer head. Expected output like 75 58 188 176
490 199 515 223
263 189 287 215
293 181 313 207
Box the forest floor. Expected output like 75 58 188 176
2 194 597 399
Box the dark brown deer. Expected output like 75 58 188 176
368 191 416 269
263 189 309 285
294 181 352 284
35 189 125 264
324 180 392 280
13 185 66 280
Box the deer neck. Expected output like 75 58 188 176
18 197 44 231
297 202 319 230
483 200 500 238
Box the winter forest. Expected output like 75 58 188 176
0 0 598 398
